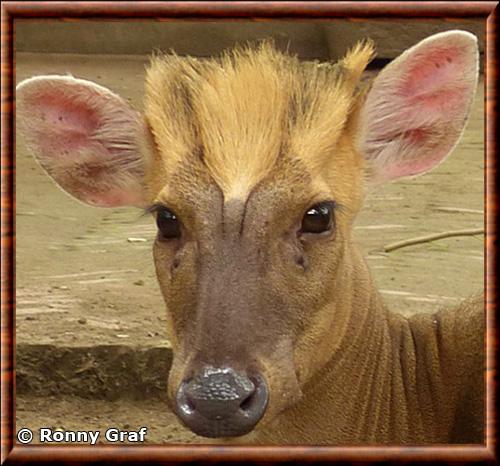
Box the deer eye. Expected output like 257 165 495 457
156 207 181 240
300 202 335 235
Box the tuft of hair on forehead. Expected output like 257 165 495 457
144 40 375 200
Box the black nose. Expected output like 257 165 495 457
175 366 268 438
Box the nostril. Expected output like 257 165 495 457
239 376 262 412
239 391 254 412
177 380 195 415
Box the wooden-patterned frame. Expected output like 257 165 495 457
1 2 497 464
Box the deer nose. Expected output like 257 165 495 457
175 367 268 438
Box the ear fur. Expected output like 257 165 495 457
356 30 479 184
16 75 147 207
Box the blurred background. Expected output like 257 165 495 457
16 19 485 62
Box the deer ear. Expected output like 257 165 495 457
357 30 479 184
16 75 148 207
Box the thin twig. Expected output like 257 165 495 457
378 228 484 253
433 207 483 214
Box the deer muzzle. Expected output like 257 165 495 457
175 366 269 437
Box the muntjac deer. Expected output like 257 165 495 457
16 30 484 444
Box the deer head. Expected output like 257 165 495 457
16 31 478 438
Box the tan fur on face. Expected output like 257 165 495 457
144 41 374 201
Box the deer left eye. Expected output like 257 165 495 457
156 207 181 240
300 202 335 235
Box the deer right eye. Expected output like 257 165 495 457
300 201 335 235
156 208 181 240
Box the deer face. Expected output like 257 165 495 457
16 32 478 438
149 156 362 437
143 45 370 437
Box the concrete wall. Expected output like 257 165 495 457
16 19 485 62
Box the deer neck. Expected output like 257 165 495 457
256 245 449 444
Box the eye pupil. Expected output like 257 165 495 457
156 208 181 239
301 202 334 234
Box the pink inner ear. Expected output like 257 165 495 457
359 32 478 184
398 45 470 114
36 95 98 132
18 76 146 208
28 93 100 156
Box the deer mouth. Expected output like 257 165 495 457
174 367 269 438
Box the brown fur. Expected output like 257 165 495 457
144 41 373 202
